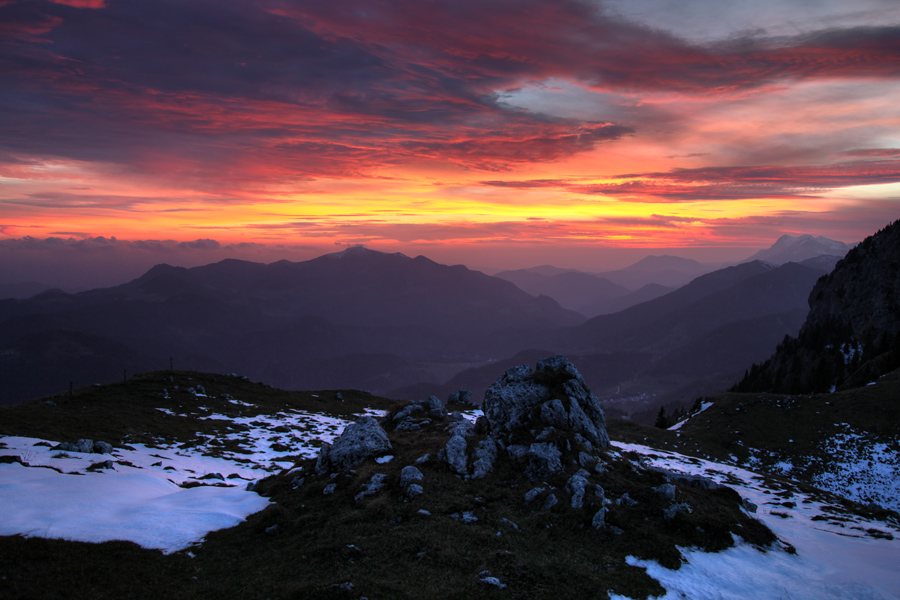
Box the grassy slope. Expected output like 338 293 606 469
0 371 774 600
608 369 900 522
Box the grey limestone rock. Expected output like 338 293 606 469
471 439 498 479
446 418 474 438
523 443 562 480
617 492 637 507
93 441 113 454
354 473 387 502
592 507 608 529
578 451 597 469
540 399 568 428
506 444 529 460
56 439 96 454
395 418 431 432
524 487 545 503
400 465 424 487
323 483 337 495
444 434 468 476
566 473 589 508
422 395 446 419
482 356 610 448
543 493 559 510
406 484 424 499
448 389 473 405
655 483 677 501
320 416 392 473
663 502 692 520
393 404 425 423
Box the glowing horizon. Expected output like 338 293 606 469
2 0 900 272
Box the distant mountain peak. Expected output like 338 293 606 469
622 255 707 273
744 234 852 265
325 246 409 260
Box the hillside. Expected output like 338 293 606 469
735 219 900 394
0 247 582 405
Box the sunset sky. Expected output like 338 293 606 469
2 0 900 285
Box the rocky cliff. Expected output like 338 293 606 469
735 220 900 393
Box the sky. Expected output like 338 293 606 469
2 0 900 285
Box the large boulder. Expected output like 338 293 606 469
482 355 610 448
315 416 392 473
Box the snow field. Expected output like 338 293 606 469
612 442 900 600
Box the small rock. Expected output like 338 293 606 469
524 487 545 503
354 473 387 502
417 509 431 516
592 507 608 529
450 511 479 524
566 473 589 508
543 494 558 510
663 502 691 520
323 483 337 495
406 484 424 499
414 453 431 465
523 443 562 480
616 493 637 507
655 483 676 501
444 434 468 476
400 465 424 487
742 498 758 513
479 576 506 589
471 439 498 479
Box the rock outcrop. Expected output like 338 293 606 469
483 355 610 448
315 416 392 474
735 219 900 393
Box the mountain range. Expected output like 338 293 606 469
0 237 849 420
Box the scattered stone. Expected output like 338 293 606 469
500 517 519 531
265 525 278 534
479 576 506 589
534 427 555 441
400 465 424 487
592 507 608 529
577 451 596 469
450 511 479 524
316 416 391 473
422 395 446 418
417 509 431 516
742 498 758 513
200 472 224 481
323 483 337 495
328 582 355 593
655 483 676 501
566 473 589 508
395 418 431 432
87 460 114 471
617 493 637 507
471 439 498 479
524 487 545 503
446 418 475 438
593 484 606 502
663 502 692 520
523 443 562 480
474 416 490 435
55 439 96 454
414 453 431 465
448 389 473 405
543 493 559 510
406 484 424 499
444 434 468 476
354 473 387 502
667 472 721 490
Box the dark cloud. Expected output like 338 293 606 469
2 0 897 183
485 159 900 201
